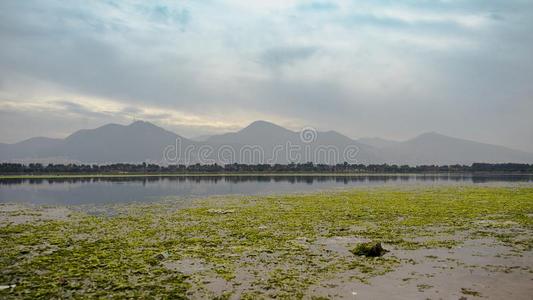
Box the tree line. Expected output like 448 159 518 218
1 162 532 174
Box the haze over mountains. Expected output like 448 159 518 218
1 120 532 165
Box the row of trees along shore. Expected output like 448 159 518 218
1 162 532 174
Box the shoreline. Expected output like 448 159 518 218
1 172 533 179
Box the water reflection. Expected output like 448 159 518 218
0 174 531 205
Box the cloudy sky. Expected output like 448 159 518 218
1 0 532 151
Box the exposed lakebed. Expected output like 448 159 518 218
1 186 532 299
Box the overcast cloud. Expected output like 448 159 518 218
0 0 532 151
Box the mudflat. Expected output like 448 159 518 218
1 186 532 299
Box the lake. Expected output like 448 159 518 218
0 174 532 205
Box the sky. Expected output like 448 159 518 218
0 0 532 151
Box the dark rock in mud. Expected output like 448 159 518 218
350 242 388 257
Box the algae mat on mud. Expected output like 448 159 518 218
0 186 532 299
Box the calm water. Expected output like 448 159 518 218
0 174 532 205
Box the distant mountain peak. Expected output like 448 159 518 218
417 131 443 137
243 120 283 129
248 120 273 126
129 120 157 128
241 120 291 132
206 120 295 144
409 131 451 142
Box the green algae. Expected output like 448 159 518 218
0 186 532 298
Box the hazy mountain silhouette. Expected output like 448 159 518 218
379 132 533 165
206 120 379 164
60 121 195 163
0 137 63 161
207 120 294 145
0 121 194 164
1 120 532 165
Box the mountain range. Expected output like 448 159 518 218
1 120 532 165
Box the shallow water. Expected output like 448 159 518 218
0 174 532 205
